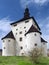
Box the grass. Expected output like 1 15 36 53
0 56 49 65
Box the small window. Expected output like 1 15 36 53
20 31 22 34
16 29 18 31
22 53 24 56
25 21 29 23
16 33 17 35
35 43 37 46
8 40 10 42
25 30 26 32
20 46 23 49
13 24 17 26
24 27 26 29
4 47 6 49
3 40 4 42
43 43 45 45
34 33 37 36
20 37 22 41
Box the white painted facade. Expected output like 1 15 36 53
41 42 47 56
25 33 41 51
2 8 47 56
2 38 16 56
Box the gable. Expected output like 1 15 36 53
10 17 40 30
1 31 15 40
25 25 41 35
41 37 47 43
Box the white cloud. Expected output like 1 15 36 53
39 16 49 48
0 17 13 32
34 0 47 4
20 0 49 7
0 17 14 49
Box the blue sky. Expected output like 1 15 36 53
0 0 49 49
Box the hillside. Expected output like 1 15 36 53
0 56 49 65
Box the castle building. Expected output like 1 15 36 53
1 8 47 56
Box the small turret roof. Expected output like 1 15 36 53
10 7 40 30
25 25 41 36
41 37 47 43
24 7 30 19
1 31 15 40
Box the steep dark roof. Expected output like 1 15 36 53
10 8 40 30
41 37 47 43
0 49 2 51
25 25 42 36
1 31 15 40
10 17 40 30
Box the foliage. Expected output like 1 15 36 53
29 47 43 64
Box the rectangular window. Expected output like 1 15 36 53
16 29 18 30
16 33 17 35
20 37 22 41
25 21 29 23
4 47 6 49
8 40 10 42
25 30 26 32
24 27 26 29
20 31 22 34
13 24 17 26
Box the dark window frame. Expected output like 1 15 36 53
20 37 22 41
35 43 37 46
20 46 23 49
19 31 22 34
16 29 18 31
13 24 17 26
24 27 26 29
4 47 6 49
3 40 5 42
16 33 17 35
8 40 10 42
34 33 37 36
25 30 26 32
25 20 29 23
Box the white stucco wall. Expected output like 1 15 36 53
41 42 47 56
10 19 33 55
2 38 16 56
25 32 41 55
10 18 41 56
10 18 39 40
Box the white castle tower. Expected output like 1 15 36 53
1 8 47 56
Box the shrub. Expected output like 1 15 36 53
29 47 43 64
